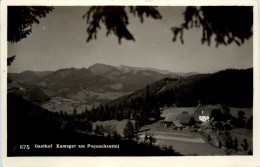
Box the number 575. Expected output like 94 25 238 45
20 145 30 149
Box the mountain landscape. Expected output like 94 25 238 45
7 65 253 156
8 65 252 118
6 5 254 159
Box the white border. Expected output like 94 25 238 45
1 0 259 167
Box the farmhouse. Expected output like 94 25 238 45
163 113 196 128
194 107 211 122
163 114 179 127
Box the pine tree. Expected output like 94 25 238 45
123 120 135 138
246 116 253 130
241 139 249 151
233 137 239 152
73 107 78 118
218 140 222 148
237 111 246 128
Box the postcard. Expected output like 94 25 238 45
1 0 259 166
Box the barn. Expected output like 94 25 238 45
163 113 196 128
162 114 179 127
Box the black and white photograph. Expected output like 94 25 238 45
1 1 259 166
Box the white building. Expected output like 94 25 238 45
194 108 211 122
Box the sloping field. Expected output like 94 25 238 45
139 120 226 155
156 138 226 155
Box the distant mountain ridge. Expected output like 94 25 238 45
118 65 199 77
8 70 52 86
8 63 198 105
118 65 174 75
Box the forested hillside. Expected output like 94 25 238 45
82 68 253 123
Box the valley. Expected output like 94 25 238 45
8 63 194 113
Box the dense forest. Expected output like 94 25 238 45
79 68 253 124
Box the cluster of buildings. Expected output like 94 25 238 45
162 106 212 129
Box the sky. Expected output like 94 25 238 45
8 6 253 74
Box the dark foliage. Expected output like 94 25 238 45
8 6 252 46
233 137 239 152
144 133 157 145
210 107 232 122
123 120 135 138
218 140 222 148
172 6 253 46
246 116 253 130
237 111 246 128
171 69 253 107
7 6 253 67
224 130 233 153
241 139 249 151
8 6 53 43
7 55 16 66
214 121 224 131
83 6 161 43
248 149 253 155
84 6 253 46
210 109 223 121
222 105 232 121
230 116 238 127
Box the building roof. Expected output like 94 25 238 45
195 107 212 116
177 114 194 124
164 114 179 122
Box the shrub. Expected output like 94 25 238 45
237 111 246 128
246 116 253 130
144 133 156 145
241 139 249 151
